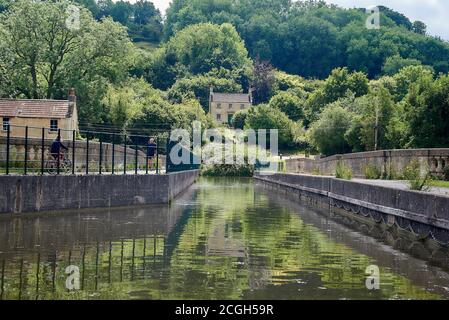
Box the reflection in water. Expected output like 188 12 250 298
1 178 449 300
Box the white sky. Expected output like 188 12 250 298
139 0 449 41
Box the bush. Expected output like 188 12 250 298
363 163 381 179
402 159 431 191
443 165 449 181
335 162 352 180
231 109 248 129
201 164 253 177
308 104 353 156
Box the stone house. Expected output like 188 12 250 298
0 89 78 140
209 87 252 125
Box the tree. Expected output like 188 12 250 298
0 0 135 122
308 103 353 156
412 21 427 35
304 68 368 124
252 57 275 104
165 23 251 75
381 55 422 76
269 92 304 121
404 74 449 148
231 109 248 129
147 23 252 91
244 104 297 147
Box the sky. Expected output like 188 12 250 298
147 0 449 41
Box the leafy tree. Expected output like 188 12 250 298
252 57 275 104
0 0 135 123
163 0 449 79
244 104 297 147
404 74 449 147
412 21 427 35
147 23 252 91
391 65 434 102
308 103 353 156
269 92 304 121
382 55 422 76
304 68 368 124
231 109 248 130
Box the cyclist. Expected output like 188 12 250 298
50 135 68 161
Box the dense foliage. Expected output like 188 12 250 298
1 0 448 155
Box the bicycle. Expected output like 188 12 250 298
45 152 72 174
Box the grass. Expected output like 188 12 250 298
429 180 449 188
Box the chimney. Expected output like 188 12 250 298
68 88 76 103
209 85 214 102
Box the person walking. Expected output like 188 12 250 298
147 138 157 171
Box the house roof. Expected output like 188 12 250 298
0 99 74 119
211 93 251 103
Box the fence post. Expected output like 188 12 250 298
135 142 138 175
5 124 10 175
124 137 127 175
24 126 28 175
72 130 76 175
86 132 89 175
99 140 103 175
57 129 61 175
112 134 115 175
156 136 159 174
145 139 149 174
41 127 45 175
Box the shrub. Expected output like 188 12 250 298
335 162 352 180
402 159 431 191
201 164 253 177
443 165 449 181
231 109 248 129
363 163 381 179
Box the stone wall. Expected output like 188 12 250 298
0 170 199 214
285 149 449 178
0 136 166 172
254 172 449 244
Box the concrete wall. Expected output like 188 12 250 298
254 172 449 243
0 170 199 214
285 149 449 178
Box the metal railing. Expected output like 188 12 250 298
0 124 168 175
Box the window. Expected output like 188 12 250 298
240 104 245 109
50 119 58 132
216 103 221 109
216 114 221 121
2 118 10 131
228 104 233 109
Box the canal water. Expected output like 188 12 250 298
1 177 449 300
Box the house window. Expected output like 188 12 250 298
216 114 221 121
228 104 233 109
2 118 10 131
216 103 221 109
240 104 245 109
50 119 58 132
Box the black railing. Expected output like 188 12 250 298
0 124 168 176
